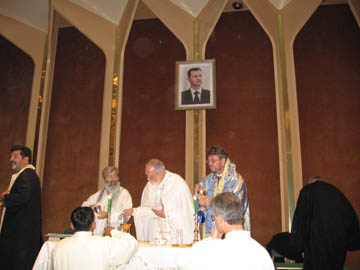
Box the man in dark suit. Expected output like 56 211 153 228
181 67 211 105
0 145 42 270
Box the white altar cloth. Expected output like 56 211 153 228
33 239 192 270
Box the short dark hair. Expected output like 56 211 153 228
187 67 202 78
10 145 32 163
71 207 94 232
211 192 245 225
207 145 228 160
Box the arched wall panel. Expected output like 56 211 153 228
120 18 186 209
0 36 34 192
206 11 281 245
295 5 360 265
41 27 105 234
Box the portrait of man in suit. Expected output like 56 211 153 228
181 67 211 105
175 59 215 110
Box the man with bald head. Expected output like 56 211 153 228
124 159 194 244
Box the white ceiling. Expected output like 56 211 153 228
0 0 349 33
69 0 127 25
0 0 48 32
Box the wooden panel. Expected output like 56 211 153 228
295 5 360 266
41 27 105 234
205 11 281 246
120 19 186 209
0 36 34 191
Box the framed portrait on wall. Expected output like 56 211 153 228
175 59 216 110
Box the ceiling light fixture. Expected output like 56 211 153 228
232 1 243 10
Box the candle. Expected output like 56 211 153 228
107 193 112 214
193 195 199 215
107 193 112 227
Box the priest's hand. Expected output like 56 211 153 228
0 190 8 210
104 226 115 236
195 184 203 193
97 211 108 219
152 202 165 218
123 208 134 217
0 189 9 198
198 195 211 207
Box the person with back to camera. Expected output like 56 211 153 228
49 206 138 270
290 176 360 270
177 192 274 270
267 175 360 269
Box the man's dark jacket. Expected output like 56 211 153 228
181 89 210 105
0 168 42 270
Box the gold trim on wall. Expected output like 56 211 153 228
109 26 122 166
193 20 200 185
277 13 295 224
33 35 48 167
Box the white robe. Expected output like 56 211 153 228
82 186 132 236
49 230 138 270
177 230 275 270
133 170 195 244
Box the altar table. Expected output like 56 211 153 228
33 239 192 270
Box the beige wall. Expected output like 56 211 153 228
0 2 359 264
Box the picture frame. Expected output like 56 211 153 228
175 59 216 110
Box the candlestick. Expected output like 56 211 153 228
107 194 112 227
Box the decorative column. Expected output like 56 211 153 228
244 0 321 230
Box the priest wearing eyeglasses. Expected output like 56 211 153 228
195 145 251 238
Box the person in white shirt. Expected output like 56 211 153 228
177 192 274 270
82 167 132 235
123 159 195 244
49 207 138 270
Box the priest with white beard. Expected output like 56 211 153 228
123 159 195 244
82 167 132 236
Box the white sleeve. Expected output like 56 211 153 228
162 176 195 244
133 184 157 218
106 230 139 265
81 192 99 207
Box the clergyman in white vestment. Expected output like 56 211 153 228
123 159 195 244
82 167 132 235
